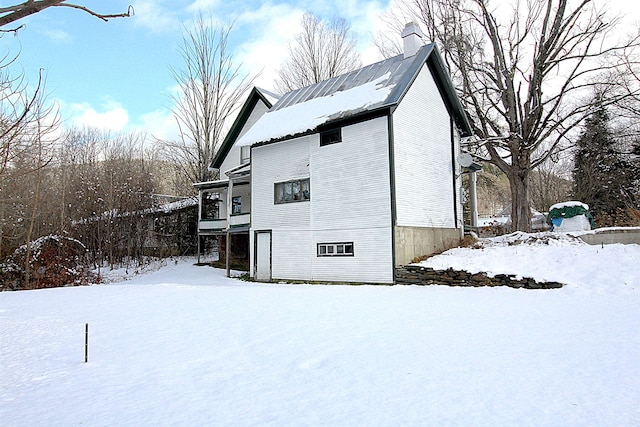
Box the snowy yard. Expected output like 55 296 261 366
1 233 639 426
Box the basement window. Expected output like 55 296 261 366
317 242 354 257
320 128 342 146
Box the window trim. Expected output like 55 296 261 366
274 178 310 204
317 242 354 257
320 128 342 146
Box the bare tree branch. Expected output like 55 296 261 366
159 15 258 188
275 12 361 93
0 1 132 29
380 0 640 231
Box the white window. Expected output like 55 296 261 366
240 145 251 164
317 242 354 257
274 178 310 204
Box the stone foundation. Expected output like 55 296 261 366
396 265 563 289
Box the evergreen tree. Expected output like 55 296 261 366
573 103 636 226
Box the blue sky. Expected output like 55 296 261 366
0 0 392 140
1 0 638 141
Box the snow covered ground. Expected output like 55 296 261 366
1 233 639 426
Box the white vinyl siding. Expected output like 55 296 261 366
393 64 459 229
311 227 392 283
310 116 393 283
271 230 313 280
310 117 391 232
251 136 311 229
250 117 394 283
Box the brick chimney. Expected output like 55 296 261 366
401 22 424 58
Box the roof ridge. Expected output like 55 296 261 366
271 51 410 111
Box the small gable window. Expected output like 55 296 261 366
320 128 342 146
240 146 251 164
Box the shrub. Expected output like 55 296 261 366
5 235 99 291
594 207 640 228
0 261 22 291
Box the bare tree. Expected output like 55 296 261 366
0 62 59 258
380 0 640 231
161 15 256 188
0 1 132 31
529 159 572 213
275 12 362 93
0 63 45 178
59 127 159 268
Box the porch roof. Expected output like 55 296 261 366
192 179 229 190
224 163 250 177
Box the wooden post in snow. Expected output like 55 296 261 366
84 323 89 363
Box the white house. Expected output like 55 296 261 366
195 23 473 283
193 87 279 267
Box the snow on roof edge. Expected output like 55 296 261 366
236 73 394 147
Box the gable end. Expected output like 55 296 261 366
210 88 276 170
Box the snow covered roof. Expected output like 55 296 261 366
223 163 250 177
193 179 229 190
152 197 198 214
71 197 198 226
237 44 472 147
237 74 393 146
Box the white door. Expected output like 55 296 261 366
255 231 271 281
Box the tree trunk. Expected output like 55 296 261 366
25 131 44 288
508 169 532 232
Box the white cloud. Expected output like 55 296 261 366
235 3 306 91
346 1 392 64
42 28 72 43
132 0 183 33
67 100 129 131
186 0 221 13
137 108 180 142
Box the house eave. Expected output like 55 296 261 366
250 106 393 148
425 48 473 136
